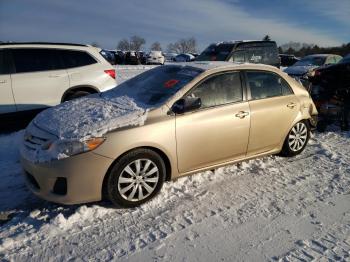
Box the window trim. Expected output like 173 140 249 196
180 70 247 113
243 70 294 101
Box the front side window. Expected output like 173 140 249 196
11 48 61 73
61 50 97 68
188 72 243 108
246 71 293 100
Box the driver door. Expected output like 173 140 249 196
175 71 250 173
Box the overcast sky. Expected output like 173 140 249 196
0 0 349 51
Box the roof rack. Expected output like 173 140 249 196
0 42 89 47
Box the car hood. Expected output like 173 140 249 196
33 95 148 141
284 65 317 76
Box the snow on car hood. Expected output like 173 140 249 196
284 65 316 76
21 95 148 163
33 95 147 140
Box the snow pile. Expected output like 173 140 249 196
34 95 147 140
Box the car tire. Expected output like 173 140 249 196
280 121 310 157
106 149 166 208
63 91 93 102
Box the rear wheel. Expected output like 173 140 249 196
106 149 166 207
63 90 93 102
281 121 310 157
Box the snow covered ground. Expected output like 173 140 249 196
0 66 349 261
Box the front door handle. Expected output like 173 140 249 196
235 111 249 119
287 102 296 109
0 80 6 84
48 74 60 78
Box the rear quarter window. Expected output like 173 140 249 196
60 50 97 68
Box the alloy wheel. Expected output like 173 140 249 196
117 159 159 202
288 122 308 152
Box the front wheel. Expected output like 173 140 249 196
106 149 166 207
281 121 310 157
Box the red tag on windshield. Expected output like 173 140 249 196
164 79 179 88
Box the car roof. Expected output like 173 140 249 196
0 42 99 51
211 40 276 46
303 54 332 58
172 61 279 72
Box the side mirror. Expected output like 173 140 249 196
172 97 202 114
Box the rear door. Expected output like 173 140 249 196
0 49 16 114
245 70 299 155
175 71 250 173
10 48 69 111
60 49 100 89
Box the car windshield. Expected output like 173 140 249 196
196 44 233 61
294 56 326 66
103 65 204 107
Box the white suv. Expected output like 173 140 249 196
146 51 165 65
0 42 117 115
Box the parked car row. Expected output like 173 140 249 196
1 40 334 208
102 50 166 65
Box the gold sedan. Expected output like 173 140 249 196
21 62 318 207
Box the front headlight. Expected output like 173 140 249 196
49 137 105 158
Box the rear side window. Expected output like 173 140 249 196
246 71 293 100
61 50 97 68
232 43 279 65
11 48 62 73
189 72 243 108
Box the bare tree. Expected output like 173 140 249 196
150 41 162 51
262 35 271 41
117 38 130 51
166 37 197 54
166 43 178 53
130 35 146 51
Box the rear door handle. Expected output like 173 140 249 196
0 80 6 83
235 111 249 119
287 102 296 109
48 74 60 78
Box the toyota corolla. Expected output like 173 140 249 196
21 62 318 207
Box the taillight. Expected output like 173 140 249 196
104 69 116 79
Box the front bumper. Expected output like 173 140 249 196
21 152 114 205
